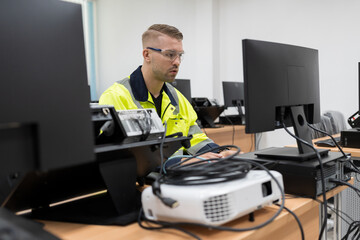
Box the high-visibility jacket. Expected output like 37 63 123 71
99 66 217 155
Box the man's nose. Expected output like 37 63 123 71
172 55 181 66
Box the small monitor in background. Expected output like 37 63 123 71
169 79 192 102
221 81 246 125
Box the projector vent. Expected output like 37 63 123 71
203 194 231 222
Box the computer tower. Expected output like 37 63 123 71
341 129 360 148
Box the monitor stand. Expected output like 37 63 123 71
194 106 225 128
256 106 329 162
198 115 221 128
255 147 329 162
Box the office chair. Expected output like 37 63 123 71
324 110 348 134
310 115 333 139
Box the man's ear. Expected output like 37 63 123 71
143 49 151 63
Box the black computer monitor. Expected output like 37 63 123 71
169 79 192 102
222 81 245 116
243 39 327 161
0 0 95 202
223 81 245 109
0 0 186 226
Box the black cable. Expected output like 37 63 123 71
342 221 360 240
351 227 360 240
152 145 246 207
349 161 360 175
327 178 360 240
137 207 201 240
159 121 168 175
135 111 152 141
159 145 244 187
314 197 357 240
281 122 328 240
231 123 235 146
323 200 353 226
223 115 236 145
275 203 304 240
329 178 360 199
307 123 347 158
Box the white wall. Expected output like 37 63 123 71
218 0 360 148
95 0 360 149
96 0 216 98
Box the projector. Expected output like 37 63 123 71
141 170 283 226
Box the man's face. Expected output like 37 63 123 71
148 34 183 83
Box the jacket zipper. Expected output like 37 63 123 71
161 102 171 120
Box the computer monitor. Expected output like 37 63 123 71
222 80 245 120
169 79 192 102
0 0 95 202
222 81 245 113
243 39 328 161
0 0 186 226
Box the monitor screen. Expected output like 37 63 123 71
222 81 245 115
169 79 192 102
243 39 325 160
0 0 96 204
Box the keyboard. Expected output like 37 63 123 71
314 136 341 147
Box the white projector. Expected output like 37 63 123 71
141 170 284 226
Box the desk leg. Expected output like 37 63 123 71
334 193 342 240
319 201 326 240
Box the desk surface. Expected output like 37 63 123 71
312 134 360 158
41 181 353 240
286 134 360 158
42 196 319 240
204 125 255 153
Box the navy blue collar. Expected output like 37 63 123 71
129 66 177 106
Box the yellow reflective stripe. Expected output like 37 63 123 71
186 133 214 155
188 125 202 135
120 78 142 109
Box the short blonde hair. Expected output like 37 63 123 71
142 24 183 47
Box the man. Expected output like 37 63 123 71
99 24 232 160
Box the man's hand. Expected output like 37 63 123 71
180 150 243 165
180 152 223 165
219 149 243 158
198 152 224 160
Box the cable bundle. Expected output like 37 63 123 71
161 145 250 186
